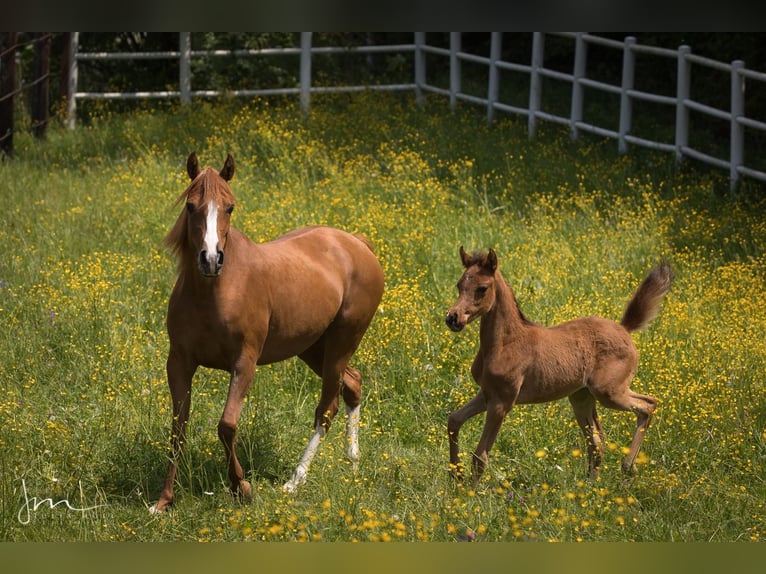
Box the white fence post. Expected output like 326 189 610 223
300 32 312 116
528 32 544 138
179 32 191 105
487 32 502 123
414 32 425 107
675 45 691 163
450 32 461 110
730 59 745 191
66 32 79 129
570 32 587 140
618 36 636 154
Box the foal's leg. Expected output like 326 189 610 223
589 368 657 474
568 388 606 479
151 350 195 513
447 392 486 480
218 355 257 500
471 398 509 487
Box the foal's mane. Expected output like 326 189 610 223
164 167 236 262
467 249 534 326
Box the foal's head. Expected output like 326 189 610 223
446 246 499 332
167 153 236 277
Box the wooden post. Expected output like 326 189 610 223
179 32 191 105
449 32 461 110
0 32 17 156
487 32 501 123
570 33 587 140
730 60 745 192
618 36 636 154
300 32 312 116
66 32 79 129
32 33 51 139
528 32 544 138
414 32 425 107
675 45 691 163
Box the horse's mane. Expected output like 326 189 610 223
164 168 236 262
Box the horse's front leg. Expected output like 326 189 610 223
151 349 196 513
218 356 256 501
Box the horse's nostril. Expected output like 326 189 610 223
217 250 224 267
199 251 208 266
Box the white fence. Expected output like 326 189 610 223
67 32 766 190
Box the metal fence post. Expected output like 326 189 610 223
618 36 636 154
675 45 691 163
66 32 79 129
449 32 461 110
730 59 745 191
528 32 544 138
179 32 191 105
570 33 587 140
487 32 501 123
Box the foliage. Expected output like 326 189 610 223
0 93 765 541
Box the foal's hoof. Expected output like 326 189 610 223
621 460 637 475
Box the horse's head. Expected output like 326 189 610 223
181 152 236 278
446 246 498 332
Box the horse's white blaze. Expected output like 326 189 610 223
203 201 219 256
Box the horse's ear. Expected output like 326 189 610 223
485 248 498 273
220 154 235 182
459 246 471 268
187 152 200 180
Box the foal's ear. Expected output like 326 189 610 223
459 245 471 268
220 153 235 182
485 248 498 272
187 152 200 180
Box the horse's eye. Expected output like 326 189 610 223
476 286 488 298
186 202 195 214
225 205 234 215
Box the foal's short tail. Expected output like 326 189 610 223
621 262 674 332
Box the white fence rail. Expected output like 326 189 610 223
67 32 766 190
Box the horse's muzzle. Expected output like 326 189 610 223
445 311 464 332
199 249 224 277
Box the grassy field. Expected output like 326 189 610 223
0 92 765 542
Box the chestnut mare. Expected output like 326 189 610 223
445 247 673 486
151 153 384 512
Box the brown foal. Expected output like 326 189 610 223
445 247 673 485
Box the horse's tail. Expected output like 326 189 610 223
620 262 674 332
353 233 376 254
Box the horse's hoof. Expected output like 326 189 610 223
149 501 169 514
238 480 253 500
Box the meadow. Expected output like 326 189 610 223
0 92 765 542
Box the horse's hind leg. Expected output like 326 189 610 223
568 388 606 479
341 366 363 465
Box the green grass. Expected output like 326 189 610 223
0 92 765 541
